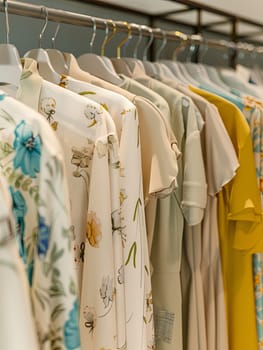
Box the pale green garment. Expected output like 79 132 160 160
117 71 207 350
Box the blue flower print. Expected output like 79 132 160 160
37 214 50 258
13 120 42 178
9 186 27 260
64 299 80 350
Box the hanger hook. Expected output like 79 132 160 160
101 20 109 56
133 24 142 59
101 20 116 56
172 31 189 61
198 38 208 63
4 0 10 44
89 17 97 53
39 6 48 48
155 29 167 61
142 26 154 61
116 22 131 59
52 23 60 49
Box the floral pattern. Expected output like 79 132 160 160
9 186 27 260
239 99 263 349
85 104 103 128
71 145 94 178
13 120 41 178
83 306 97 333
37 214 50 258
40 97 58 131
0 93 80 350
44 70 154 349
64 300 81 350
86 211 102 248
100 276 115 308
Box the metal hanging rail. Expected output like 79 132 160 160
0 0 262 58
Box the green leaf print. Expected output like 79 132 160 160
125 241 137 268
50 243 64 263
45 179 67 212
0 109 16 126
79 91 96 95
69 279 77 296
14 174 25 188
21 178 32 191
49 280 66 298
51 304 65 321
20 70 32 80
62 226 74 251
43 245 64 277
34 288 50 310
133 198 142 221
145 265 149 276
0 141 13 160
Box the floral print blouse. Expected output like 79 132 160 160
17 58 125 350
56 74 156 350
0 92 80 350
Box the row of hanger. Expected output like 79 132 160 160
0 0 261 96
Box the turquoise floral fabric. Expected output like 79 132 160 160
13 120 41 178
0 93 80 350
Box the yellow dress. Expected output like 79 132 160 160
190 86 262 350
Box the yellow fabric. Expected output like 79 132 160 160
190 85 262 350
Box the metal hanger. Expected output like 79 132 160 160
47 23 69 74
133 24 142 59
116 22 131 59
142 26 154 61
89 17 96 53
172 31 189 61
100 20 118 57
52 23 60 49
39 6 48 48
24 6 60 83
155 29 167 61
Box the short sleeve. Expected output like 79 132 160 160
204 104 239 195
181 99 207 226
230 135 262 251
135 97 179 201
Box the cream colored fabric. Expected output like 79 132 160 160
66 56 180 259
123 73 207 350
17 58 120 350
55 74 156 350
178 85 238 350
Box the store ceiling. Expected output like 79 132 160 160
93 0 263 42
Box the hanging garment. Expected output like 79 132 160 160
0 173 40 350
65 55 180 260
191 86 262 350
0 91 80 350
197 73 263 349
152 65 236 350
55 73 156 350
17 58 121 350
114 68 208 350
178 85 238 350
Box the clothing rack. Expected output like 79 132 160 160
0 0 262 65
